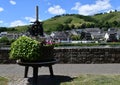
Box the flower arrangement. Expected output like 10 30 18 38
9 36 54 62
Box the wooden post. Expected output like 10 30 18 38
33 66 38 85
24 66 29 78
49 65 54 77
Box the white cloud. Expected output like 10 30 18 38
0 20 3 23
71 0 111 15
25 17 36 22
10 0 16 5
10 20 26 27
0 7 4 12
48 5 66 15
25 17 42 22
106 9 115 13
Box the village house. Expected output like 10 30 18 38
82 28 103 41
50 31 69 42
104 28 118 42
0 32 24 40
0 32 7 37
117 29 120 40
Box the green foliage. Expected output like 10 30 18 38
70 24 75 29
35 12 120 32
0 27 7 32
80 23 86 28
56 24 64 31
15 25 29 32
91 12 120 28
0 37 9 43
9 36 54 61
10 36 41 61
64 18 72 24
43 14 92 32
0 37 15 45
71 35 80 40
7 27 16 31
0 27 16 32
63 24 71 30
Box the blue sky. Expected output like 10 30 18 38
0 0 120 27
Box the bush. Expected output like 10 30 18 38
9 36 41 61
9 36 54 62
0 37 9 44
71 35 80 40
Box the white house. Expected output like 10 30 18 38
0 32 7 37
104 28 118 42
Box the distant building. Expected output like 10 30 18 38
104 28 118 42
84 32 92 40
50 31 69 41
84 28 101 33
83 28 103 40
0 32 7 37
0 32 24 40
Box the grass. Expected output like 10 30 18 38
0 76 8 85
61 74 120 85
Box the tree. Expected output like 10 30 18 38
7 27 16 31
76 25 81 29
104 22 110 29
71 24 75 29
90 23 95 28
112 21 118 27
81 23 86 29
63 24 70 30
71 35 80 40
117 21 120 27
96 21 103 28
0 36 9 44
115 10 117 12
64 18 72 24
86 23 95 28
56 24 64 31
0 27 8 32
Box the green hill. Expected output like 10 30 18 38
1 11 120 33
43 11 120 32
93 12 120 22
43 14 96 32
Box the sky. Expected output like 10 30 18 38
0 0 120 27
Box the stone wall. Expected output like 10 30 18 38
0 49 15 63
1 47 120 64
54 47 120 64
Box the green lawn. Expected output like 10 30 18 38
0 77 8 85
61 74 120 85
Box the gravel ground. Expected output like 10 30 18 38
1 64 120 85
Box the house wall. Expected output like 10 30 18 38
1 47 120 64
104 33 109 40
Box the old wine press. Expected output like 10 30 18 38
28 6 44 36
